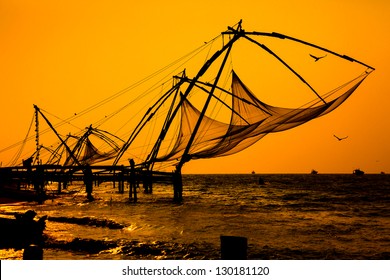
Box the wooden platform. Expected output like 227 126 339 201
0 165 180 203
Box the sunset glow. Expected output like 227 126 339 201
1 0 388 174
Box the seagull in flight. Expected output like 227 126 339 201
334 135 348 141
310 54 327 62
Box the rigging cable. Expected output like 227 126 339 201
85 39 222 136
70 37 222 123
0 36 220 161
7 114 35 166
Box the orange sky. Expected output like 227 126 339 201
0 0 389 174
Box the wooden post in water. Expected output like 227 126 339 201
83 164 94 201
143 170 153 194
220 235 247 260
129 178 133 201
134 180 138 203
173 168 183 203
113 169 116 190
149 171 153 194
118 165 124 194
129 159 136 203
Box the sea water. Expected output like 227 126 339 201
0 174 389 260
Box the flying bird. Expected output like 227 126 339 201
334 135 348 141
310 54 327 62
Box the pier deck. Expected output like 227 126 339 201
0 165 180 203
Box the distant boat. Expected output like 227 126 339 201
353 169 365 175
310 169 318 175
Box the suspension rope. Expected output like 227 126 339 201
7 114 35 166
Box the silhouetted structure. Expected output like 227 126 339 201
0 20 375 203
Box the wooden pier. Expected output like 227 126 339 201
0 165 182 203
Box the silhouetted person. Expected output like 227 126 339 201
173 168 183 203
33 165 45 204
83 164 94 201
129 159 137 202
118 165 125 194
22 157 33 186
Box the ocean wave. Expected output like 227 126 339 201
44 237 219 260
47 216 125 229
43 237 390 260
